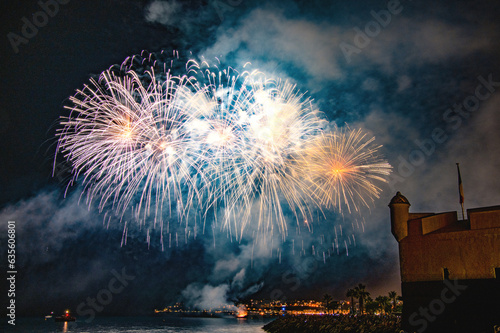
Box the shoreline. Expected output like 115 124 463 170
262 314 401 333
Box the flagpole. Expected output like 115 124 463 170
461 196 465 221
456 163 465 220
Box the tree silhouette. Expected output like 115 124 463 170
375 296 391 314
323 293 333 314
388 291 398 313
346 289 356 314
364 297 378 314
354 284 370 314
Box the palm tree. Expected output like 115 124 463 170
346 289 356 314
388 291 398 312
354 284 370 314
323 293 333 314
375 296 391 314
364 297 378 314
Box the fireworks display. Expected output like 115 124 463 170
303 128 393 214
55 51 392 240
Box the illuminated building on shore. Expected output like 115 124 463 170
389 192 500 333
154 299 348 317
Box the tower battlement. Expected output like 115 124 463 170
389 192 500 332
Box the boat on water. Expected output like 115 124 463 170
54 310 76 322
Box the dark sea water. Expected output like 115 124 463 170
5 316 274 333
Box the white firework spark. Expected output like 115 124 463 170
55 51 391 240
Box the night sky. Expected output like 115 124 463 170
1 0 500 318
